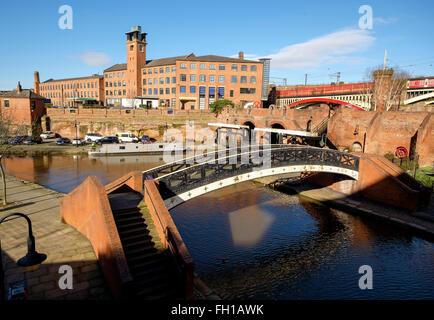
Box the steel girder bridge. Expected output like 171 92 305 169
143 145 360 210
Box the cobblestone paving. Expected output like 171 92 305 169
0 176 111 300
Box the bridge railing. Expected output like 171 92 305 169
142 144 293 180
156 146 360 200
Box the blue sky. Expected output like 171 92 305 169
1 0 433 90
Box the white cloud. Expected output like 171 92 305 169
233 29 375 70
70 51 111 67
374 17 398 25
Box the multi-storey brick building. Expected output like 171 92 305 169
139 53 264 110
36 25 270 109
37 72 104 107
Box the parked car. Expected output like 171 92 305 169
98 136 119 144
84 133 103 143
23 136 42 144
140 135 151 144
40 131 56 139
10 136 28 144
56 138 71 145
72 138 84 145
0 136 11 144
116 132 138 143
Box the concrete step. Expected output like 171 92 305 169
121 233 152 244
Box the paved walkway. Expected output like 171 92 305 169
0 175 111 300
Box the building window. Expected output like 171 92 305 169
240 88 256 94
231 64 238 71
172 66 176 72
172 77 176 84
241 76 247 83
190 63 196 70
154 68 158 74
139 45 143 52
166 67 170 73
190 86 196 93
219 64 226 70
241 65 247 71
180 86 186 93
171 98 176 107
148 88 152 95
251 65 257 72
160 68 164 73
199 75 206 82
143 79 146 85
180 74 187 82
148 69 152 74
123 72 125 77
130 45 134 51
166 77 170 84
200 63 206 70
209 64 216 70
218 75 225 83
143 69 146 75
230 90 234 98
166 88 170 94
172 87 176 94
154 78 158 85
190 74 196 82
105 74 108 78
250 76 256 84
148 79 152 85
4 100 10 108
123 81 126 86
109 74 112 78
209 75 215 83
231 76 237 83
154 88 158 95
160 78 164 84
180 63 187 69
159 88 164 95
114 82 117 87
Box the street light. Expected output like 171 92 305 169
74 120 79 148
0 213 47 269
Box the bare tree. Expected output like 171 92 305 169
0 109 28 205
364 65 410 111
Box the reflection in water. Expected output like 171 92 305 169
172 183 434 300
4 155 434 299
4 154 165 193
229 205 275 247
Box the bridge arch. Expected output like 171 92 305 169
289 98 366 111
144 146 360 210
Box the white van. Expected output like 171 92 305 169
116 132 139 143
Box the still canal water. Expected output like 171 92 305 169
5 154 434 299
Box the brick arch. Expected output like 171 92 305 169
242 120 256 129
269 121 286 129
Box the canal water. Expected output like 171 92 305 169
5 154 434 299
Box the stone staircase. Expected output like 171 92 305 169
108 191 180 299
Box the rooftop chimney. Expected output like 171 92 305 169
238 51 244 60
17 81 22 93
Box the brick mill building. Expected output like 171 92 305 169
36 72 104 107
35 26 271 110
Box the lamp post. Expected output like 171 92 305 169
0 213 47 300
74 120 79 148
